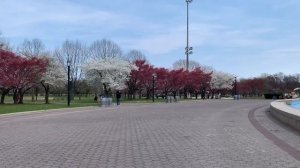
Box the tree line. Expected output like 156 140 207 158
239 73 300 98
0 35 299 104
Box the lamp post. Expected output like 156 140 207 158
67 59 71 107
152 73 157 103
234 76 238 100
186 0 193 71
234 76 237 95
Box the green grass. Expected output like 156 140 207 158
0 104 78 114
0 96 98 115
0 95 193 115
0 95 168 114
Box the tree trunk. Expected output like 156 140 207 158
146 89 151 99
20 87 32 104
184 88 188 99
139 90 142 99
19 94 24 104
133 91 136 99
0 89 9 104
164 90 168 99
31 88 35 102
127 91 132 100
103 83 109 97
19 88 30 104
35 87 39 101
13 90 18 104
127 90 132 100
0 94 5 104
41 82 50 104
45 84 50 104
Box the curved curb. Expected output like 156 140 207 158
270 100 300 131
248 105 300 161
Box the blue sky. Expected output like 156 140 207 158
1 0 300 78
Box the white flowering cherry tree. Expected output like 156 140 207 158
83 57 136 97
41 56 66 104
210 71 235 96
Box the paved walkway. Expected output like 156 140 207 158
1 100 300 168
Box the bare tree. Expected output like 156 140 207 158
125 49 148 63
18 39 46 58
55 40 89 99
17 39 47 101
90 39 122 59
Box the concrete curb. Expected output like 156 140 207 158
270 100 300 131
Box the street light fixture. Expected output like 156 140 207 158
152 73 157 103
67 59 71 107
186 0 193 71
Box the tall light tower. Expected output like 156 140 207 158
185 0 193 71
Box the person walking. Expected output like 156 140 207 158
116 90 121 106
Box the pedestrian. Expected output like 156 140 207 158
116 90 121 106
201 90 205 100
94 94 98 102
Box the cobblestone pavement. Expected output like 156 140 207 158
252 105 300 159
1 100 300 168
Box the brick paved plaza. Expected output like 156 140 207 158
1 100 300 168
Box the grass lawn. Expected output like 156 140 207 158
0 95 187 115
0 103 92 114
0 96 98 115
0 95 167 114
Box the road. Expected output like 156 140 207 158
0 100 300 168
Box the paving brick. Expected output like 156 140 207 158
0 100 300 167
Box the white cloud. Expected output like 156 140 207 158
124 23 226 55
0 0 131 37
1 0 300 77
127 21 274 56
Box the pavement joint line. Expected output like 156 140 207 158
248 105 300 161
